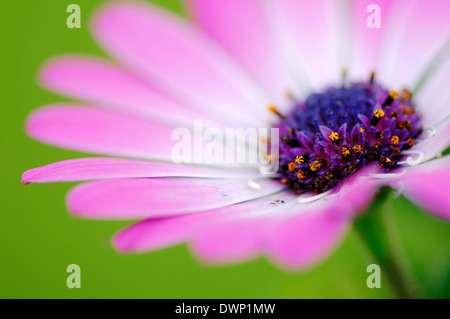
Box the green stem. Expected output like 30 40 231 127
353 187 420 299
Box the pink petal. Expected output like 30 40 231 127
22 157 257 184
189 193 299 265
414 120 450 161
378 0 450 89
414 58 450 126
26 104 184 161
114 191 298 253
39 56 221 127
266 204 350 270
188 0 298 108
266 175 377 269
265 0 342 89
192 176 377 268
191 216 270 265
349 0 395 79
190 201 348 268
92 1 269 127
67 178 285 220
390 156 450 220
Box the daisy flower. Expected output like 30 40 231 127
23 0 450 296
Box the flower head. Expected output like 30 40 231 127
22 0 450 270
277 78 422 193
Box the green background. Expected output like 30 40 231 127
1 0 449 299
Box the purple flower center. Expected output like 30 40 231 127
274 75 423 194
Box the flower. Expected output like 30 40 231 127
23 0 450 270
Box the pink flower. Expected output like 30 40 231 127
23 0 450 270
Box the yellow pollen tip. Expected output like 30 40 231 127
400 89 412 101
390 136 400 145
360 127 365 133
310 160 323 172
268 105 286 119
329 132 339 142
402 106 415 115
352 145 362 153
374 109 385 118
390 90 399 100
286 91 294 99
295 156 306 164
369 72 376 85
297 170 307 179
342 147 350 156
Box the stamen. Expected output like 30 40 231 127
295 155 309 164
393 147 401 156
374 142 383 151
382 90 398 107
268 105 286 120
342 147 351 157
400 89 412 101
352 145 362 153
275 75 423 194
329 132 339 142
402 106 415 115
342 68 348 84
374 110 385 118
310 160 325 172
297 189 333 204
297 169 308 179
370 72 376 86
286 91 295 101
380 156 392 165
371 109 385 126
396 121 407 129
390 136 400 145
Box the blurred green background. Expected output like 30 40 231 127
1 0 449 299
